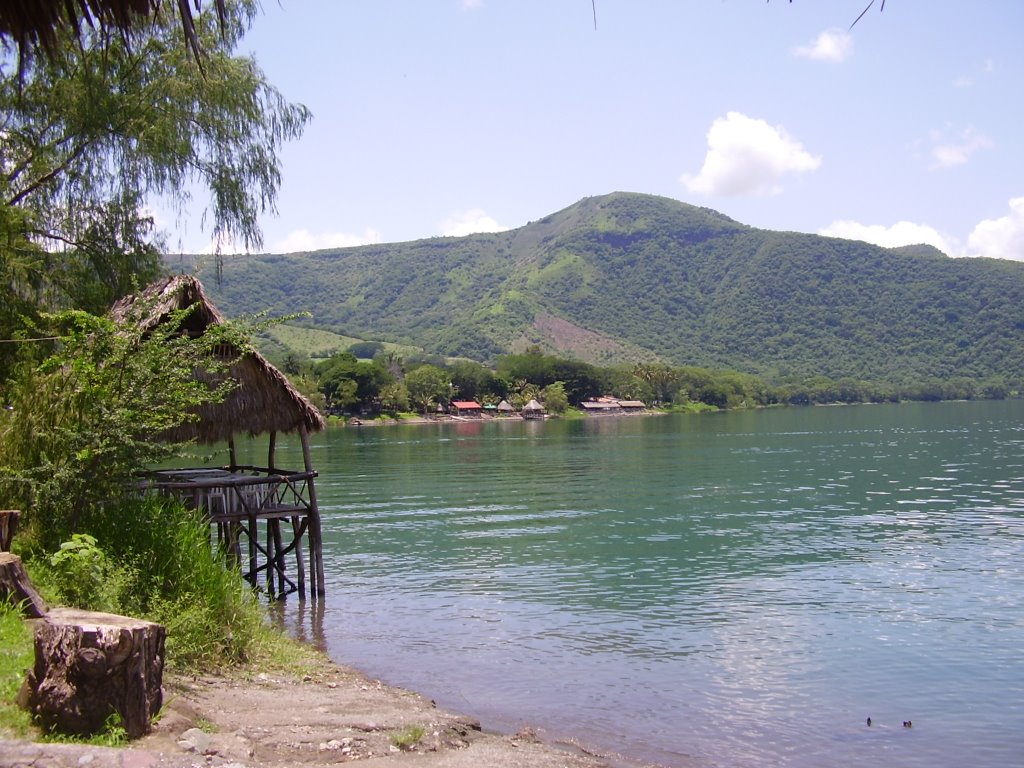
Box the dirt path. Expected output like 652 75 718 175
1 659 646 768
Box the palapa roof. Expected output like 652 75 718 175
0 0 225 63
523 398 545 412
110 274 325 444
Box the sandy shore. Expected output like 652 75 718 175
1 656 659 768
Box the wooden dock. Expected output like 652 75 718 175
145 466 325 599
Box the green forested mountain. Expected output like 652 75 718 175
196 192 1024 384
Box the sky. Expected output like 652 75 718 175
164 1 1024 262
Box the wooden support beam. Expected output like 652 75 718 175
299 426 325 597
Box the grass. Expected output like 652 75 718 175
24 495 270 672
1 549 325 745
265 323 421 361
41 713 127 747
0 601 34 738
389 724 426 751
1 491 334 745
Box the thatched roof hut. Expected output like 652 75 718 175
110 274 325 446
114 274 328 596
522 398 545 419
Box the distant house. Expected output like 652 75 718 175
618 400 647 412
451 400 483 418
496 400 514 416
522 399 545 420
581 400 621 415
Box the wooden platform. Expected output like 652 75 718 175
142 465 325 599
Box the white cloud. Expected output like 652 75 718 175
440 209 509 237
199 232 245 256
819 220 958 255
953 58 995 88
272 228 384 252
929 127 993 169
681 111 821 197
967 198 1024 261
461 0 482 9
792 29 854 62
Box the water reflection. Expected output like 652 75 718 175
267 598 326 652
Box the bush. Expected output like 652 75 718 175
0 308 241 551
46 534 135 613
29 496 267 670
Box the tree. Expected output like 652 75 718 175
0 0 310 388
449 360 503 403
404 365 452 415
347 341 385 359
633 363 680 405
379 382 410 415
541 382 569 414
316 352 394 412
0 307 242 549
496 348 556 388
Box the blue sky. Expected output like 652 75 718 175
168 1 1024 261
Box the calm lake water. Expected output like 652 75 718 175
235 400 1024 768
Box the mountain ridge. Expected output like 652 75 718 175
195 192 1024 384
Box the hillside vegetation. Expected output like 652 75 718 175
198 192 1024 386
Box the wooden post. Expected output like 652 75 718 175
0 552 48 618
23 608 165 739
299 426 325 597
228 437 237 469
291 515 306 596
271 520 285 596
268 430 277 470
0 509 19 551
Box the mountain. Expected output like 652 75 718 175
195 192 1024 384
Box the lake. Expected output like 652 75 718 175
233 400 1024 768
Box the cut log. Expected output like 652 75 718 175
0 509 19 551
23 608 166 739
0 552 48 618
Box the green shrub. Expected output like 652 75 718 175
45 534 135 613
28 496 267 670
390 725 426 750
0 308 241 552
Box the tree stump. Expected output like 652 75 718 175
0 509 19 551
0 552 48 618
23 608 166 739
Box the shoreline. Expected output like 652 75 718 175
334 409 670 428
1 647 660 768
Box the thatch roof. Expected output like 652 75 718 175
523 399 544 412
0 0 225 65
110 274 325 444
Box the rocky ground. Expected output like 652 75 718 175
1 658 647 768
